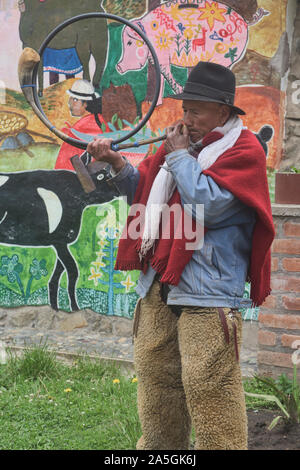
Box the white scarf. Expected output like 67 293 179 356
139 116 245 257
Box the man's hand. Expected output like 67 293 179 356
87 137 126 173
164 121 189 154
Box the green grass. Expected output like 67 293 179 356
0 345 278 450
0 345 141 450
244 376 278 410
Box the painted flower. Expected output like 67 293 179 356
29 258 48 280
121 274 135 293
0 254 23 283
183 28 194 40
198 1 227 31
88 267 103 286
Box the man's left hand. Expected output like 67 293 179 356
164 121 189 154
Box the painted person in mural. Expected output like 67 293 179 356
55 79 109 170
87 61 275 451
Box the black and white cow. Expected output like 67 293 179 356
0 162 119 312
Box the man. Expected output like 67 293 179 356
87 62 275 450
55 80 108 171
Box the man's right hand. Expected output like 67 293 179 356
87 137 126 173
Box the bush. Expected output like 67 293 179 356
245 365 300 429
6 342 62 381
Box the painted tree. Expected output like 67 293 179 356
88 200 137 316
96 226 125 315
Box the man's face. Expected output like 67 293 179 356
68 97 87 117
182 100 230 143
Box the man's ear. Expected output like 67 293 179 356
220 105 232 126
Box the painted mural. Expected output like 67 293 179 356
0 0 289 320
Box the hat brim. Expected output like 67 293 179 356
67 90 100 101
167 92 246 115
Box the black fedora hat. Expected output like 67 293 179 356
169 61 246 115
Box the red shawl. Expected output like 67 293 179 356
115 129 275 307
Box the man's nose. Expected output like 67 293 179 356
183 113 192 127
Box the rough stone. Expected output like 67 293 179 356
32 306 57 329
270 32 290 78
113 318 133 337
0 311 7 321
7 308 38 328
97 316 114 334
82 309 103 330
57 313 88 332
272 203 300 217
81 310 113 334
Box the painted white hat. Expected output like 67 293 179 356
67 79 100 101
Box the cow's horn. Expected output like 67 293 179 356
18 47 87 149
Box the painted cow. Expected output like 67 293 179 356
117 1 249 104
0 160 119 312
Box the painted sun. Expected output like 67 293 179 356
155 28 173 51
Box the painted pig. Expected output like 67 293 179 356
117 1 248 104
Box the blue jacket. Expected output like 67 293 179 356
109 148 256 308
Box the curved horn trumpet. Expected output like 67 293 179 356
18 13 165 153
18 47 166 151
111 134 167 151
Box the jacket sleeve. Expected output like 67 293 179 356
108 159 140 206
165 149 250 226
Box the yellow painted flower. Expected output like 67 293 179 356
91 260 106 270
88 267 103 286
113 379 120 384
198 1 227 31
121 274 135 293
183 28 194 40
64 388 72 393
150 19 159 31
131 377 138 383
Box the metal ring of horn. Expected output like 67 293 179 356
19 13 161 151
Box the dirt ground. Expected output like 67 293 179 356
248 409 300 450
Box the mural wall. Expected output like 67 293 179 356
0 0 292 320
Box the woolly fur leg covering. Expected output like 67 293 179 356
178 309 248 450
133 281 248 450
134 282 191 450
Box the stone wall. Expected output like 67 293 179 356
0 306 133 337
258 204 300 378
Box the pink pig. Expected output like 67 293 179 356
117 1 248 105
